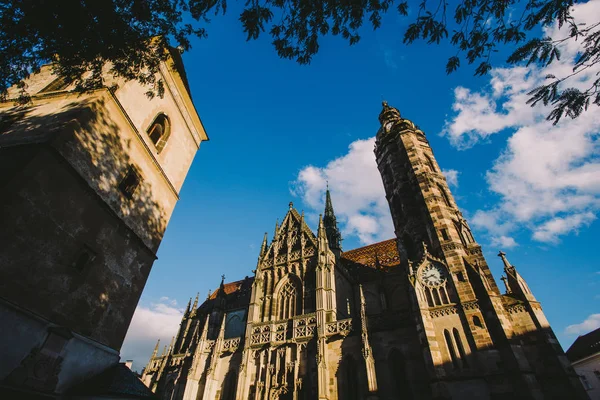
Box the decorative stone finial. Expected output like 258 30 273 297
289 201 293 209
378 101 401 126
498 251 513 271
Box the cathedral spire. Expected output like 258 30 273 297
359 284 378 393
273 219 279 240
498 251 536 301
191 292 199 313
184 297 192 316
259 232 268 259
152 338 160 358
323 185 342 256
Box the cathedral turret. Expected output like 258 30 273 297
323 186 342 258
184 297 192 317
499 251 536 301
190 292 199 317
259 232 268 260
152 339 160 358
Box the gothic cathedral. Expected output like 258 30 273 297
142 103 585 400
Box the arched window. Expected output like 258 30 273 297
439 287 449 304
444 329 459 369
473 315 483 328
425 154 437 172
278 279 299 320
453 328 468 367
147 113 171 153
438 185 452 207
425 289 434 307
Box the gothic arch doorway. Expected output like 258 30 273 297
389 348 413 399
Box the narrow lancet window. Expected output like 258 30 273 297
147 113 171 153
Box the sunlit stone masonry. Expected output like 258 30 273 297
142 103 585 400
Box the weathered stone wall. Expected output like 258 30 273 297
0 145 156 348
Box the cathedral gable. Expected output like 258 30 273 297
260 206 318 269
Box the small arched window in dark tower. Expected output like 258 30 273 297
147 113 171 153
444 329 460 369
473 315 483 328
425 154 437 172
438 184 452 207
453 328 469 367
389 349 413 399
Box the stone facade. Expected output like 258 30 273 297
0 50 208 396
141 102 585 400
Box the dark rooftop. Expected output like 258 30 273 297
566 327 600 363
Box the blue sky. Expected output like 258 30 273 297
120 0 600 370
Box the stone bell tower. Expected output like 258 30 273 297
374 101 586 399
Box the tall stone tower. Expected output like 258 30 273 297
0 51 207 397
374 101 586 399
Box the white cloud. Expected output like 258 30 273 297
470 210 514 237
442 169 459 187
443 0 600 244
291 137 394 244
120 298 184 372
565 314 600 335
532 212 596 243
158 296 178 306
490 235 518 249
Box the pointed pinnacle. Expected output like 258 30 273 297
324 187 335 218
259 232 268 257
498 251 512 270
191 292 199 312
273 219 279 239
185 297 192 315
152 339 161 357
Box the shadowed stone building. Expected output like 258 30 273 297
0 50 208 397
141 103 585 400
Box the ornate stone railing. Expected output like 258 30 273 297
273 322 287 342
325 318 353 337
249 314 318 346
250 324 271 345
506 303 527 314
222 337 241 352
205 340 215 351
293 314 316 340
461 300 480 311
428 304 459 318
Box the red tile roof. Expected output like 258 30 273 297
209 278 253 300
341 238 401 268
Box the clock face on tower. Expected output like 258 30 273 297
420 262 446 287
